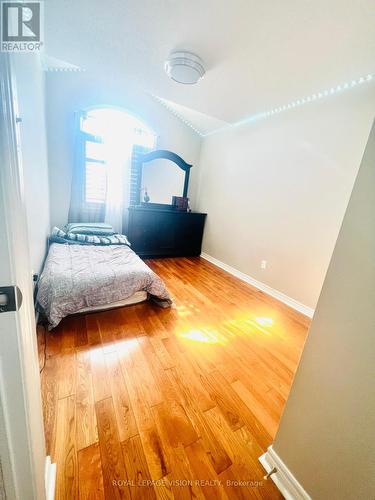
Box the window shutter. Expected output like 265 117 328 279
129 144 152 205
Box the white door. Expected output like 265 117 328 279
0 54 47 499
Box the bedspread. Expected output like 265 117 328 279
37 243 172 329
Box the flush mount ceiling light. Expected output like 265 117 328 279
165 50 205 85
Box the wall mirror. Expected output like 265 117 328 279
134 150 192 209
142 159 185 204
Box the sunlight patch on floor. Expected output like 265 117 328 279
222 314 275 337
178 328 224 345
255 317 274 327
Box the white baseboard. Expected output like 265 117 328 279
45 456 56 500
259 445 311 500
200 253 314 318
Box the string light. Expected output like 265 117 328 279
154 73 374 137
203 73 374 136
151 94 204 136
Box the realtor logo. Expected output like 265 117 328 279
1 1 43 51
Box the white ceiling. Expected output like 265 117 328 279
153 96 229 135
45 0 375 128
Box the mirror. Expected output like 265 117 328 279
141 159 185 204
133 150 192 209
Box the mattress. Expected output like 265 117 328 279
37 243 172 328
77 290 147 313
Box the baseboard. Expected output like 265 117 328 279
45 456 56 500
259 445 311 500
200 253 314 318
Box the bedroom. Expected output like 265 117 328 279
0 1 374 499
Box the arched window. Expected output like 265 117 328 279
80 108 155 205
69 107 156 230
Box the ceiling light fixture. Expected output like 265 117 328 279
165 50 205 85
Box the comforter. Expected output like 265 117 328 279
37 243 172 329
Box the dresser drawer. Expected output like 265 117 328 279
128 207 206 258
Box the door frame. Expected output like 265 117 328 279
0 53 52 499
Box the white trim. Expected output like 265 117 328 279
0 362 18 499
259 445 311 500
200 253 314 318
0 54 47 499
44 457 56 500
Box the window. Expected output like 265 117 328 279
85 161 107 204
83 135 106 204
79 108 156 206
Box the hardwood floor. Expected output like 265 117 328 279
39 257 310 499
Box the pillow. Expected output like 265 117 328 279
64 222 115 236
50 227 131 246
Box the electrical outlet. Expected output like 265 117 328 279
261 260 267 269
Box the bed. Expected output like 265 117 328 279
37 242 172 329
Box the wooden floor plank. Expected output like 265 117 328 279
118 340 155 433
105 351 138 442
90 346 111 402
205 406 278 500
97 308 124 353
124 337 164 407
153 392 198 449
76 350 98 450
139 425 171 481
151 404 205 500
57 348 76 400
41 353 58 456
95 398 131 499
46 326 62 357
121 435 156 500
75 314 88 348
231 379 279 438
86 314 102 347
164 367 232 475
78 443 104 500
53 395 77 500
39 256 309 499
202 371 272 449
185 439 228 500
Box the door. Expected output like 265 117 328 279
0 54 46 499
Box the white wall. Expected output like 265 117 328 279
45 71 202 229
272 121 375 499
196 86 375 309
12 54 50 275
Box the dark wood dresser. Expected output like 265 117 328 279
128 207 207 258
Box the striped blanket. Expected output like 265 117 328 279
50 226 131 246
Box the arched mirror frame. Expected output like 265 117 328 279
134 149 193 209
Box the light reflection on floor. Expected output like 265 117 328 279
177 316 275 344
179 328 222 344
175 303 201 317
255 317 274 327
